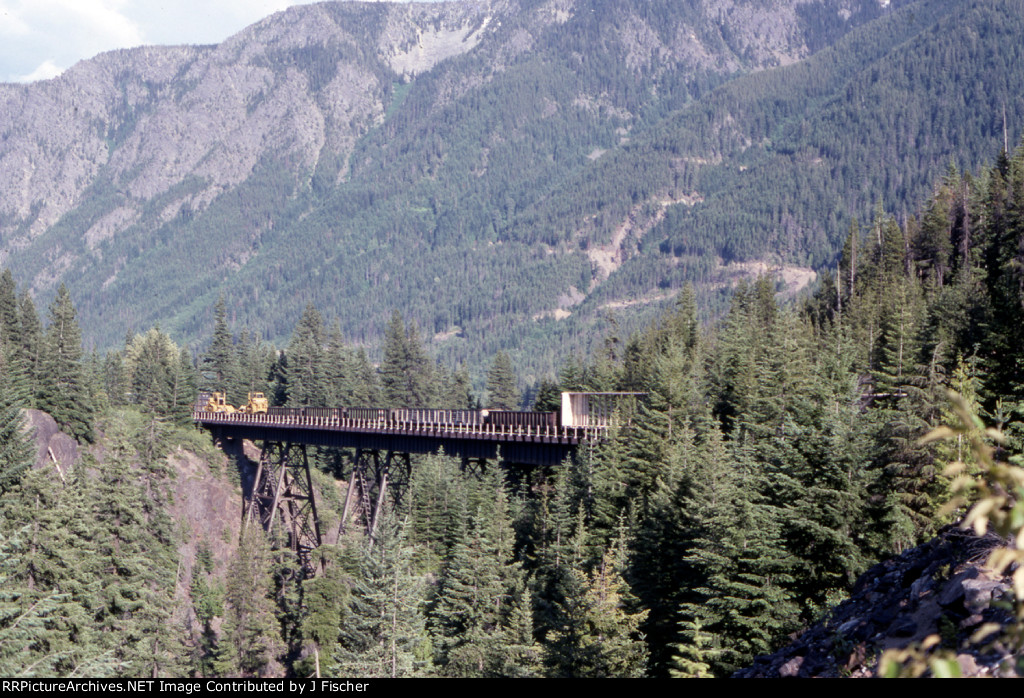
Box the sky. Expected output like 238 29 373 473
0 0 411 83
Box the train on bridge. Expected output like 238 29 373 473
195 389 643 570
198 391 642 430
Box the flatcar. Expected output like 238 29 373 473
199 391 640 429
391 408 484 427
347 407 389 422
241 404 560 429
485 410 558 429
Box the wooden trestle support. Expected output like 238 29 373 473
338 448 412 549
244 442 324 578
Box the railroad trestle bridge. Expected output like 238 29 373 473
193 392 641 576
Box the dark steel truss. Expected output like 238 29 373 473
244 441 323 578
338 448 412 548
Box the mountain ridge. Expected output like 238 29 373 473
0 0 1019 382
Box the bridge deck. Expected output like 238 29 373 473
193 410 604 466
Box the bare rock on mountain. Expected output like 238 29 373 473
736 527 1019 678
23 408 79 478
0 0 922 356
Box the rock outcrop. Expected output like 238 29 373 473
24 408 79 479
737 527 1019 678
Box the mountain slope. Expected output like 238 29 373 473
0 0 1020 380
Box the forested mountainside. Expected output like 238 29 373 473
2 137 1023 679
3 0 1024 681
2 0 1022 382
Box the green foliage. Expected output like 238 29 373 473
543 546 649 678
485 351 520 410
428 466 538 677
676 434 799 676
332 518 431 678
669 619 713 679
15 292 43 408
0 407 191 677
380 311 437 408
189 547 225 677
216 528 285 677
37 285 93 442
121 329 195 423
284 303 327 408
300 548 350 670
201 297 236 397
0 345 33 497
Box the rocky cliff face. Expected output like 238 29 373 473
0 0 909 352
0 0 838 255
737 526 1019 678
0 2 490 252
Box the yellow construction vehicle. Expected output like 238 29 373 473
241 392 269 415
203 392 237 414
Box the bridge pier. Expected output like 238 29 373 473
338 448 412 548
195 396 634 575
245 441 323 577
460 456 488 476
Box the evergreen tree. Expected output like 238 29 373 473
669 619 713 678
333 517 431 678
175 348 199 422
37 285 93 442
125 330 176 415
285 304 327 408
0 529 65 676
348 348 381 407
779 322 874 613
187 544 225 677
0 345 34 498
543 546 649 678
16 292 43 408
216 528 285 677
429 467 535 677
708 280 761 435
485 351 519 409
407 452 465 573
678 434 798 676
380 312 437 408
557 354 588 393
872 276 926 402
2 460 118 676
380 311 410 407
532 379 562 412
625 411 701 675
299 547 350 676
88 418 179 676
202 297 236 396
0 269 19 347
104 351 128 407
441 364 475 410
323 322 350 407
235 330 273 406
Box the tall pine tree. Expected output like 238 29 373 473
37 285 93 442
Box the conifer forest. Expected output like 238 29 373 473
1 141 1023 678
3 0 1024 681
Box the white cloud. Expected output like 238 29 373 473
17 58 63 82
1 0 145 81
0 8 32 36
1 1 440 84
3 0 143 45
131 0 311 47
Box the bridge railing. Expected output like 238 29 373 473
192 409 608 443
